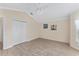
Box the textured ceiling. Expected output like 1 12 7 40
0 3 79 23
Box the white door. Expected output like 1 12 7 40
13 20 27 45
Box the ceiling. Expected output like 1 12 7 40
0 3 79 23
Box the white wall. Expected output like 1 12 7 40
40 17 70 43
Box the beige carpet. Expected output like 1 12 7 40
0 38 79 56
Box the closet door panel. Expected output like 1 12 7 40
13 20 27 45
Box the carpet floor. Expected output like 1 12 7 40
0 38 79 56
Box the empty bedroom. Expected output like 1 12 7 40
0 3 79 56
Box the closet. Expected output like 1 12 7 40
13 20 27 45
2 18 27 49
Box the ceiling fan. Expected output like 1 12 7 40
30 3 50 16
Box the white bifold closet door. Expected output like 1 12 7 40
13 20 27 45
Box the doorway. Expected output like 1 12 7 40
75 19 79 46
70 18 79 50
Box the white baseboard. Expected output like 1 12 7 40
3 37 68 50
3 37 39 50
3 44 14 49
40 37 68 44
